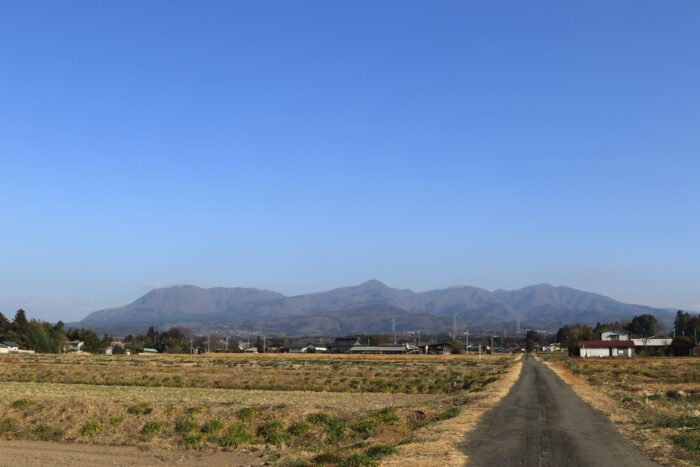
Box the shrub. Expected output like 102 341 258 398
341 453 378 466
257 420 290 446
672 432 700 455
374 407 400 424
142 420 163 436
307 412 334 425
288 421 312 436
350 418 380 436
311 452 345 465
435 407 461 421
11 398 36 410
0 417 18 434
165 405 179 416
324 419 347 444
127 402 153 415
201 419 225 435
365 444 397 459
181 432 203 447
219 422 254 448
80 421 102 437
186 406 206 416
109 416 124 428
236 406 259 422
175 418 199 435
33 424 53 441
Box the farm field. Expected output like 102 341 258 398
538 354 700 466
0 353 520 466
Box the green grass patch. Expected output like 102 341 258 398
0 417 18 434
109 415 124 428
186 405 206 416
307 412 334 425
365 444 397 459
288 420 312 436
181 432 203 447
219 422 254 448
127 402 153 415
236 406 259 422
11 398 36 410
80 421 102 437
257 419 290 446
175 418 199 435
341 453 378 466
142 420 163 436
201 419 225 435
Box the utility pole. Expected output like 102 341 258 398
479 344 482 361
392 318 396 344
491 336 494 355
263 335 266 353
208 335 211 353
452 314 457 341
190 337 193 354
465 330 469 355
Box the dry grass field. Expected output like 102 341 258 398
539 354 700 466
0 353 520 466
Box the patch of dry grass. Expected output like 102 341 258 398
0 353 511 395
0 353 519 465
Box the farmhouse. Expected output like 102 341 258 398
427 342 452 355
328 336 362 353
601 330 630 341
62 340 84 353
632 337 673 354
290 343 328 353
0 341 20 353
578 340 634 357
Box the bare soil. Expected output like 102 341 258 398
0 439 263 466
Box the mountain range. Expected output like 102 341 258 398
74 280 675 336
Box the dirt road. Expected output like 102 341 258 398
462 354 660 466
0 440 264 466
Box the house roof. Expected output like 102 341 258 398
1 341 19 347
578 340 634 348
329 337 361 345
349 345 408 352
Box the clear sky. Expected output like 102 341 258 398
1 1 699 322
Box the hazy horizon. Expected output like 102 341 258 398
2 1 699 322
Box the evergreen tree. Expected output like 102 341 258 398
12 309 28 335
26 321 51 353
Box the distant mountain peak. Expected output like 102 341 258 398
359 279 388 287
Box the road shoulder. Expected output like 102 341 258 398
538 356 690 466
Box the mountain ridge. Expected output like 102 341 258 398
75 280 675 336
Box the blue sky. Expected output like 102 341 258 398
1 1 699 322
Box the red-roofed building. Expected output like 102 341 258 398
578 340 635 358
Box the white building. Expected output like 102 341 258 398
601 330 630 341
579 340 634 357
0 341 20 353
